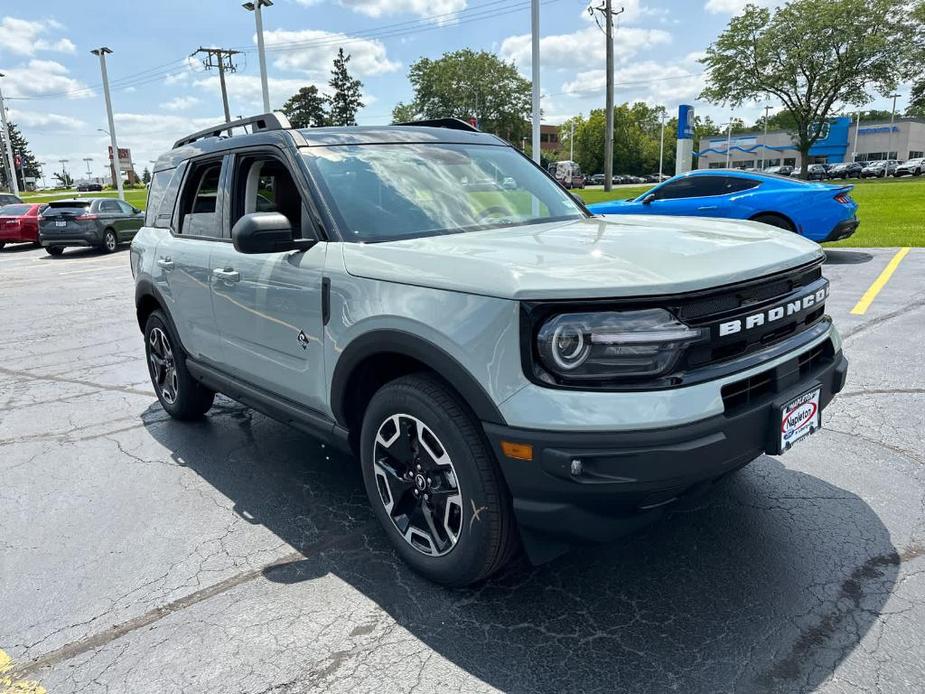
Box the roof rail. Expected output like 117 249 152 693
395 118 480 133
172 112 292 149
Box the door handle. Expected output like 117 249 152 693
212 268 240 283
157 257 174 270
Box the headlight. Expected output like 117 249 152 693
536 309 703 383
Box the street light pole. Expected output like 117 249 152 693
243 0 273 113
852 111 861 162
761 105 772 169
91 47 125 201
569 120 574 161
725 120 733 168
887 93 900 160
83 157 93 178
658 109 666 179
59 159 69 187
0 73 20 196
530 0 540 165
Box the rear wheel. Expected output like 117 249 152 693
752 214 794 232
144 310 214 420
360 373 517 587
45 245 64 256
102 229 118 253
0 242 5 250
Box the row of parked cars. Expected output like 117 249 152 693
0 195 143 254
760 158 924 180
588 173 671 185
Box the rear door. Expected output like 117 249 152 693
153 157 227 362
208 148 328 411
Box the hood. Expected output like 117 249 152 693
341 215 823 301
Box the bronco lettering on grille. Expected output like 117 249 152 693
718 285 828 337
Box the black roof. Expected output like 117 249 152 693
155 118 505 172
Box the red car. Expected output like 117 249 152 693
0 203 46 249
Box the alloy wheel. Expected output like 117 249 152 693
105 232 117 252
148 327 178 404
373 413 464 557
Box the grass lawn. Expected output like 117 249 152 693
576 176 925 247
22 189 149 210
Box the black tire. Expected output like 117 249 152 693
102 228 118 254
143 310 214 420
45 245 64 256
0 242 5 250
752 213 794 232
360 373 518 587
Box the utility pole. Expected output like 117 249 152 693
530 0 540 165
243 1 272 113
0 73 20 196
59 159 69 187
589 2 623 191
569 120 574 161
38 162 47 189
83 157 93 178
724 120 733 168
887 93 901 160
91 47 125 201
195 47 242 123
761 104 772 169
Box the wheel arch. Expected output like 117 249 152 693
749 210 796 232
134 280 187 354
330 330 506 440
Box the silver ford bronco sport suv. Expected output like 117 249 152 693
132 113 848 586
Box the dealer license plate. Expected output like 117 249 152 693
55 220 67 227
778 387 821 453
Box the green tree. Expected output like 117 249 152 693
390 101 420 123
404 49 532 142
700 0 914 177
0 122 41 190
52 170 73 187
281 85 329 128
142 167 151 185
908 2 925 117
327 49 363 126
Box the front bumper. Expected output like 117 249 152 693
484 344 848 559
824 217 859 242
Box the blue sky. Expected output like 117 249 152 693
0 0 912 180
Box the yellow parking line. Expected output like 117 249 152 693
850 247 911 315
0 648 46 694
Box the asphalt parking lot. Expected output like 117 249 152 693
1 243 923 693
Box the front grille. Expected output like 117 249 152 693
721 338 835 414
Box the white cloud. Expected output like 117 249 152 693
704 0 780 14
262 29 400 78
163 95 201 111
7 109 85 131
0 59 90 99
192 73 320 111
562 59 705 107
500 26 672 73
0 17 76 56
338 0 466 22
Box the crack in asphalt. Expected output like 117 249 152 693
0 365 153 399
11 522 376 680
842 295 925 341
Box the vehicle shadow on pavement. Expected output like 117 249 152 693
823 249 874 265
142 399 898 694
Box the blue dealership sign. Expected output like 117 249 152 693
677 104 695 140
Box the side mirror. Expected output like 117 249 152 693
132 207 141 214
232 212 315 254
642 193 656 205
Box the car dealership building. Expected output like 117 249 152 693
696 117 925 169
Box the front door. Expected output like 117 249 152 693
114 199 144 240
209 150 328 412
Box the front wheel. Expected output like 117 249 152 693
360 374 517 587
144 310 214 420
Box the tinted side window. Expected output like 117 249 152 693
178 160 223 238
723 177 761 193
99 199 120 212
115 200 134 214
654 176 726 200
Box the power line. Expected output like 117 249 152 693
193 47 242 123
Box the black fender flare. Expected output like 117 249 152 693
330 329 506 427
134 279 187 352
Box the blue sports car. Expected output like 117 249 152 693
586 169 859 243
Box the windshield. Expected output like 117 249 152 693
0 204 30 216
302 143 585 242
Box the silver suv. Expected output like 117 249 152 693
132 114 848 586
